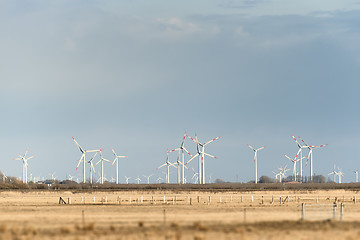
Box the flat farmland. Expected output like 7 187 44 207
1 189 360 239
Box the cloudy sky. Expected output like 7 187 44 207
1 0 360 183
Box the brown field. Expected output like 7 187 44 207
1 189 360 239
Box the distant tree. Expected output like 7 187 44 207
259 175 274 183
312 175 326 183
214 178 225 183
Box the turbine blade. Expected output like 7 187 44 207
185 153 199 165
182 147 192 156
203 152 216 159
204 136 221 146
247 144 255 151
256 146 266 151
72 137 85 153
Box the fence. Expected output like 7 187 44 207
301 202 344 221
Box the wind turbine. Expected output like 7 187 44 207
49 171 56 181
143 174 153 184
124 176 131 184
156 176 163 183
283 154 305 182
354 170 359 183
191 168 199 184
298 136 327 182
272 171 279 182
111 147 128 184
157 149 177 184
336 169 344 184
168 131 192 184
96 150 112 184
72 137 100 183
13 148 35 183
247 144 266 184
135 176 141 184
328 169 336 183
88 151 98 184
291 134 308 182
186 133 221 184
277 166 289 183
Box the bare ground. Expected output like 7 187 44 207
1 189 360 239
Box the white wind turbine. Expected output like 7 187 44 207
354 170 359 183
135 176 141 184
95 150 112 184
298 136 328 182
88 151 99 184
13 148 35 183
168 132 192 184
272 171 280 182
156 176 163 183
49 171 56 181
191 168 199 184
72 137 100 183
157 149 177 184
186 133 221 184
328 168 337 183
143 174 153 184
278 166 289 183
336 171 344 183
124 176 131 184
247 144 266 184
291 134 309 182
111 147 128 184
283 154 305 182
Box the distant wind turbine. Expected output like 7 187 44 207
13 148 35 184
111 147 128 184
247 144 266 184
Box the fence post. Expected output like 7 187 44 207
163 195 166 204
340 203 344 221
93 196 95 204
208 196 211 204
230 195 232 203
68 197 71 204
251 195 254 203
333 202 337 220
354 196 356 204
280 196 282 204
302 203 305 220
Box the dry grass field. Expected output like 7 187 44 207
1 189 360 239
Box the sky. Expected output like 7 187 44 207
1 0 360 183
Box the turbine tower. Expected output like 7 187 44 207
168 132 192 184
354 170 359 183
247 144 266 184
298 136 327 182
96 150 112 184
72 137 100 183
157 149 177 184
13 148 35 184
111 147 128 184
186 133 221 184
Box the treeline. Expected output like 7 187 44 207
1 172 358 191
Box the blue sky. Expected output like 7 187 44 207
1 0 360 183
